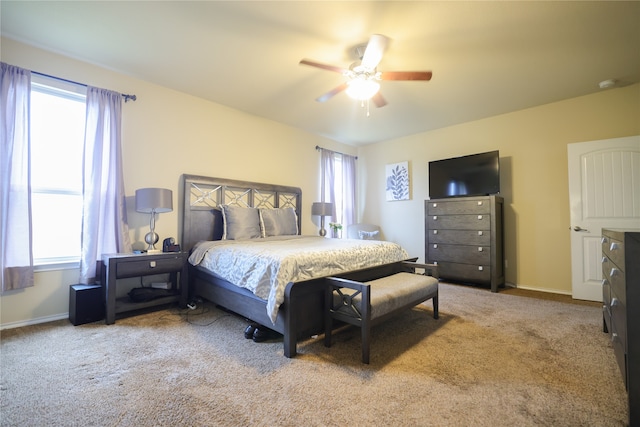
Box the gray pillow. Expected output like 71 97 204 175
220 205 261 240
259 207 298 237
358 230 380 240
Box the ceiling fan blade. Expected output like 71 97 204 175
361 34 389 70
380 71 433 81
371 92 387 108
299 59 348 74
316 83 348 103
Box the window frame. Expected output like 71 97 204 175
30 75 87 270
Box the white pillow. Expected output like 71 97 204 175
259 207 298 237
358 230 380 240
220 205 261 240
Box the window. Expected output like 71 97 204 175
30 75 86 266
320 149 356 232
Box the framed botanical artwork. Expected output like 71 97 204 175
385 161 410 201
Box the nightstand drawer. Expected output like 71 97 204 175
116 256 184 278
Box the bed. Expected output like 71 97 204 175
181 174 415 358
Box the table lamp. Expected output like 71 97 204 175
136 188 173 253
311 202 333 237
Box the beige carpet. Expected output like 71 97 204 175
0 283 628 426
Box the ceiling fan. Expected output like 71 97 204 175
299 34 432 108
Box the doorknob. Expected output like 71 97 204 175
573 226 589 232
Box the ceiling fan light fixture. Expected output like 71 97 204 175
345 78 380 100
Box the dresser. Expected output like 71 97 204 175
425 195 504 292
602 228 640 426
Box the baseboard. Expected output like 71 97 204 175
0 312 69 331
509 283 572 296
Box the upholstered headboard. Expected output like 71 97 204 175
181 174 302 252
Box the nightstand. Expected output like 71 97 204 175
100 252 188 324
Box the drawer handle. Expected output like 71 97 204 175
478 231 483 236
433 230 438 235
433 244 438 249
150 261 157 268
433 216 438 220
610 268 621 278
601 256 608 264
602 278 609 286
477 201 483 206
478 266 484 271
477 215 483 220
478 247 483 252
612 332 619 343
601 237 608 244
433 203 437 207
611 297 619 307
610 242 620 252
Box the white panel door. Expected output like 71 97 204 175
568 135 640 301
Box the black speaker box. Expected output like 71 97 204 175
69 284 104 326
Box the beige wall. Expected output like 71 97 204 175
0 38 354 327
357 83 640 293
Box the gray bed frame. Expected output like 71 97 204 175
181 174 414 358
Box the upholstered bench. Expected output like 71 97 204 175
325 262 439 363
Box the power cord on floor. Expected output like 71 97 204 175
163 298 233 327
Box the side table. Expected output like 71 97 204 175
100 252 188 324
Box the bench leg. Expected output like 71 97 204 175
325 315 333 348
362 319 371 364
433 294 439 319
325 287 333 348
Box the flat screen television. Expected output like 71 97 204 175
428 150 500 199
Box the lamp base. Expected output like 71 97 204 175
145 231 159 252
319 228 327 237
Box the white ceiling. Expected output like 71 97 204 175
2 1 639 146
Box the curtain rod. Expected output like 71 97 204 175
32 71 137 102
315 145 358 160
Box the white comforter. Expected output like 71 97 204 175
188 235 410 324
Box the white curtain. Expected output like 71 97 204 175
342 153 357 227
79 86 131 284
319 148 357 227
320 148 336 220
1 63 34 292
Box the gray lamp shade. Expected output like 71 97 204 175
311 202 333 216
135 188 173 213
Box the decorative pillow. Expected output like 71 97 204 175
259 207 298 237
220 205 261 240
358 230 380 240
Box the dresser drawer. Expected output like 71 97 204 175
427 229 491 246
116 256 184 279
602 235 625 270
428 214 491 230
603 276 611 332
611 325 628 389
433 261 492 283
428 243 491 264
607 266 627 308
611 294 627 354
427 199 492 215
